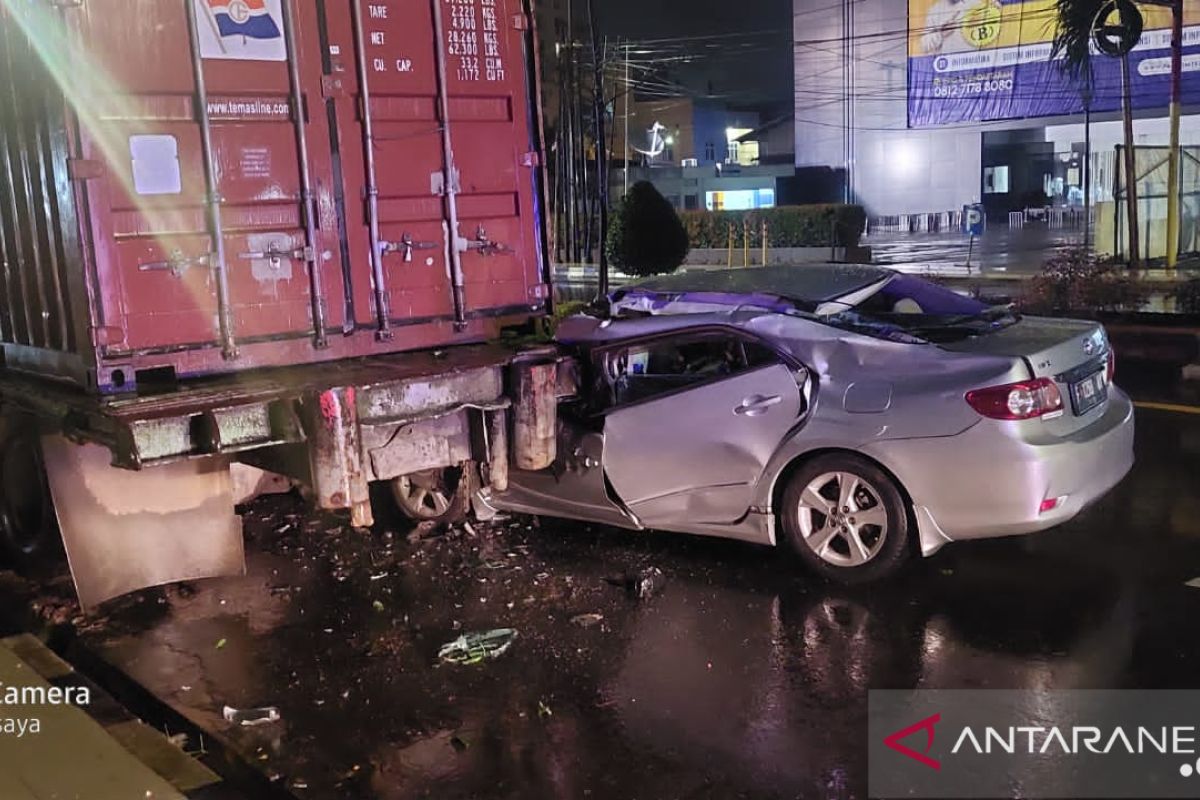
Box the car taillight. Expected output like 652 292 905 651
965 378 1064 420
1106 348 1116 383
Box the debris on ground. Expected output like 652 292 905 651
406 521 440 544
606 567 666 600
222 705 282 727
438 628 518 665
570 613 604 628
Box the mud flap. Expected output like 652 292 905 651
41 436 245 608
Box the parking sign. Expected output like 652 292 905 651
963 204 985 237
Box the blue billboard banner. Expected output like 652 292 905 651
907 0 1200 127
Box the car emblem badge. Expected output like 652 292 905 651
1084 338 1096 356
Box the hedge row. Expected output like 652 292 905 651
680 204 867 249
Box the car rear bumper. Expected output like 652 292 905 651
865 388 1136 553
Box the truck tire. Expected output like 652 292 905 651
0 427 63 573
390 464 476 526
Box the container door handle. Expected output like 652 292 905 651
381 234 438 263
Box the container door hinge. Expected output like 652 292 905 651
529 283 550 301
67 158 103 181
511 13 529 30
520 151 542 168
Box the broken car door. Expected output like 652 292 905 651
601 330 805 527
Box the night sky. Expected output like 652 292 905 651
595 0 794 112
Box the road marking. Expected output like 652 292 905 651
1134 401 1200 416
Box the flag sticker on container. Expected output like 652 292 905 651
206 0 281 40
193 0 287 62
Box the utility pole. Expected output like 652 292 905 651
1167 0 1182 269
587 0 609 295
1084 89 1092 251
624 40 630 197
1121 52 1140 269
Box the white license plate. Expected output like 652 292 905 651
1070 370 1108 415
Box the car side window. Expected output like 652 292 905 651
604 332 775 407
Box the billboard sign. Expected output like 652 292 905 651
908 0 1200 127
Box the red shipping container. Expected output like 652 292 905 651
0 0 550 392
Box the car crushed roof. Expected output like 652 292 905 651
615 264 893 308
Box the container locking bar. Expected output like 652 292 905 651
183 0 237 360
281 0 329 349
350 0 393 341
429 0 468 330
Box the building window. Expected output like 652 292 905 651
984 166 1010 194
684 194 699 210
704 142 716 162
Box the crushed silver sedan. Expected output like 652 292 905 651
483 265 1135 583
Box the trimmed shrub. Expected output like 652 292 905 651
607 181 690 277
681 204 866 249
1022 248 1149 313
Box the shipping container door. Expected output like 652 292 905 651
341 0 458 328
333 0 544 335
441 0 544 318
73 0 347 356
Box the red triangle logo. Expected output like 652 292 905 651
883 712 942 771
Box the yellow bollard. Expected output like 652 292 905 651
743 219 750 267
727 223 735 268
761 220 768 267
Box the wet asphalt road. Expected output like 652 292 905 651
865 227 1085 274
4 376 1200 800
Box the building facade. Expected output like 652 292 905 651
794 0 1200 222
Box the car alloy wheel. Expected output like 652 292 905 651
779 453 910 584
797 471 889 568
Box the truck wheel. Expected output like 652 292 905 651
390 464 475 526
0 429 63 572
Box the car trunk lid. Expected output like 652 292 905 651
941 316 1111 434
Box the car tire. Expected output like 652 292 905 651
779 453 910 584
0 425 64 575
389 463 476 526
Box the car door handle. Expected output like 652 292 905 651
734 395 782 417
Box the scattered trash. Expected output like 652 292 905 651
570 613 604 628
607 567 666 599
1185 577 1200 589
166 733 188 749
222 705 282 727
214 638 228 650
438 628 518 665
537 699 553 718
372 600 386 612
369 572 390 582
463 522 477 537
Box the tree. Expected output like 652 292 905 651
606 181 689 277
1049 0 1140 266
